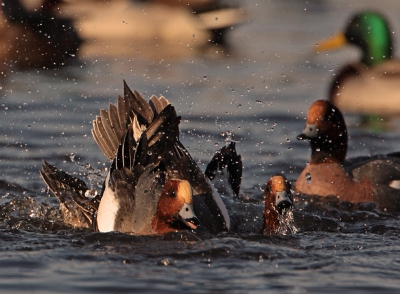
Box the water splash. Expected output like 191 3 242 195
75 162 107 193
276 209 298 235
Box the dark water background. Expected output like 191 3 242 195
1 0 400 292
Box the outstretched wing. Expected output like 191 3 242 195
205 142 242 197
91 80 171 160
40 160 99 228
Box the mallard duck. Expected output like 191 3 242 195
316 11 400 117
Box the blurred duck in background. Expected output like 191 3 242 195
0 0 82 76
59 0 246 59
0 0 246 78
315 11 400 119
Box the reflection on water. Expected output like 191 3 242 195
1 0 400 292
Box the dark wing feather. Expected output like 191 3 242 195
205 142 242 196
40 161 99 228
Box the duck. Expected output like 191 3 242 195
41 81 242 234
316 11 400 117
263 175 294 235
0 0 82 74
295 99 400 211
56 0 246 59
41 98 200 234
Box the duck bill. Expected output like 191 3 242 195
275 191 293 213
315 32 347 52
178 202 200 230
297 124 318 140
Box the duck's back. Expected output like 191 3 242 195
331 61 400 116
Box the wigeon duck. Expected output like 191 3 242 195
316 11 400 117
0 0 82 73
41 81 242 234
92 81 235 233
296 100 400 211
263 175 294 235
41 103 200 234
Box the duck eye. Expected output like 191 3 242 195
169 190 176 197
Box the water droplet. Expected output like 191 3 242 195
306 173 311 184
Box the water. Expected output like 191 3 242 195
1 0 400 292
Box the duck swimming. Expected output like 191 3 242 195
296 100 400 211
41 81 242 234
263 175 294 235
316 11 400 117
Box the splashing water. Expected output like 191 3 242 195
276 209 298 235
76 162 107 193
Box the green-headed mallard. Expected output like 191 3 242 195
316 11 400 117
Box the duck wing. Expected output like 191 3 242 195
347 155 400 212
92 80 171 161
205 142 242 197
39 160 99 228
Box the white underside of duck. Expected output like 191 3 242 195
206 177 231 230
97 173 119 232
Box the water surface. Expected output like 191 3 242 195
1 0 400 292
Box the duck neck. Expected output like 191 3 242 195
152 215 175 235
309 136 347 164
263 200 279 235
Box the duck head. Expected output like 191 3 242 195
297 100 348 164
152 179 200 234
316 11 393 67
263 175 293 235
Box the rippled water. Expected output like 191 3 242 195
2 0 400 292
